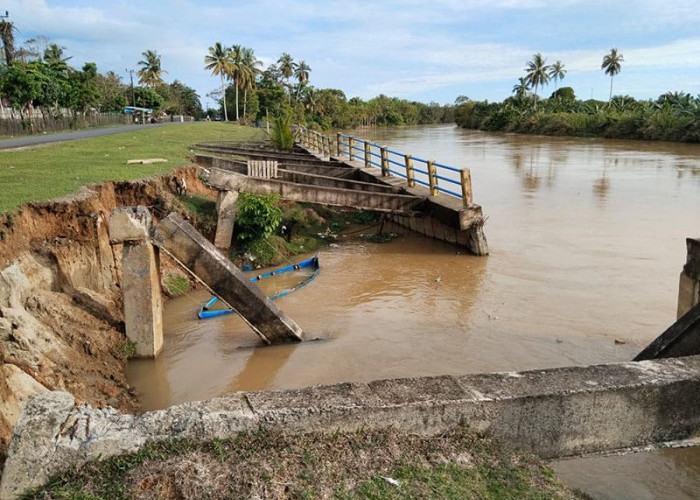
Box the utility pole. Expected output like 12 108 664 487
126 69 135 107
126 68 137 123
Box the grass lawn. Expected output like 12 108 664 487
0 122 266 213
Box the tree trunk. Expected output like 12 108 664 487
221 74 228 122
235 81 239 121
243 88 247 118
609 76 614 103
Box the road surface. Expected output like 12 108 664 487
0 122 179 150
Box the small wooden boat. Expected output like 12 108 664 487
198 254 320 319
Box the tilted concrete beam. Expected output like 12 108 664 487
151 213 303 344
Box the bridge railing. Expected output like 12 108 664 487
293 126 474 208
336 132 473 208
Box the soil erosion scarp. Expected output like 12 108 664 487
0 166 208 469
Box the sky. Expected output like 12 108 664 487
4 0 700 109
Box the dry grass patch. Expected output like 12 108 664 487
22 426 583 500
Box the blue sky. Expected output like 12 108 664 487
5 0 700 108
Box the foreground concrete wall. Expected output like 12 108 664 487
3 355 700 499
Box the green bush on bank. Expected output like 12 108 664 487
455 91 700 143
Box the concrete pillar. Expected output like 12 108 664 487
214 190 239 249
678 238 700 319
109 206 163 358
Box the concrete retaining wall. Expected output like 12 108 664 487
3 355 700 499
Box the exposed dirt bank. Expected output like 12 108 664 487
0 166 211 469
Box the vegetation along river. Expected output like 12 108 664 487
127 125 700 498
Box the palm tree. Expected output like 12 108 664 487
548 61 566 89
137 49 166 88
239 47 262 119
229 45 244 121
512 77 530 98
205 42 232 121
601 48 623 103
277 53 294 83
293 60 311 100
524 53 550 97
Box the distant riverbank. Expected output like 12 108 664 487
455 93 700 143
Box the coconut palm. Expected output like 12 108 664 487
293 60 311 100
277 53 294 82
204 42 233 121
228 45 245 121
512 77 530 98
239 47 262 119
524 53 550 97
601 48 623 103
137 49 166 88
548 61 566 89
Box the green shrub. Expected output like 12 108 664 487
236 193 283 244
270 113 294 148
116 338 137 360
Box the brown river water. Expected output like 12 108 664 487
127 125 700 498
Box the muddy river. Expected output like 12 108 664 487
127 125 700 498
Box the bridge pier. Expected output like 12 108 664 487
678 238 700 319
214 190 239 249
108 207 163 358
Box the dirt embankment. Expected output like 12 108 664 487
0 166 211 469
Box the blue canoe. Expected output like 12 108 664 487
198 255 320 319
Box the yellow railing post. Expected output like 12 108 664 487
380 146 389 176
336 133 342 157
427 160 438 196
460 168 473 207
364 141 371 168
404 154 415 187
348 137 354 161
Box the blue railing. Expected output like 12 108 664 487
293 126 474 208
335 133 473 207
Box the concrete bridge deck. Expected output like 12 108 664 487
195 144 488 256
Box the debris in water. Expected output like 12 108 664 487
614 339 626 345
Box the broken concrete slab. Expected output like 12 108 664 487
152 213 303 344
108 206 153 243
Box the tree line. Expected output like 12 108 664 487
204 43 455 129
0 21 203 129
457 48 700 143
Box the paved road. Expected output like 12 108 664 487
0 122 180 150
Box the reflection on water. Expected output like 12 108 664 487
127 125 700 498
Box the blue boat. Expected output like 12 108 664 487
198 255 320 319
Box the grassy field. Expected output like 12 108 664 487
0 122 266 213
